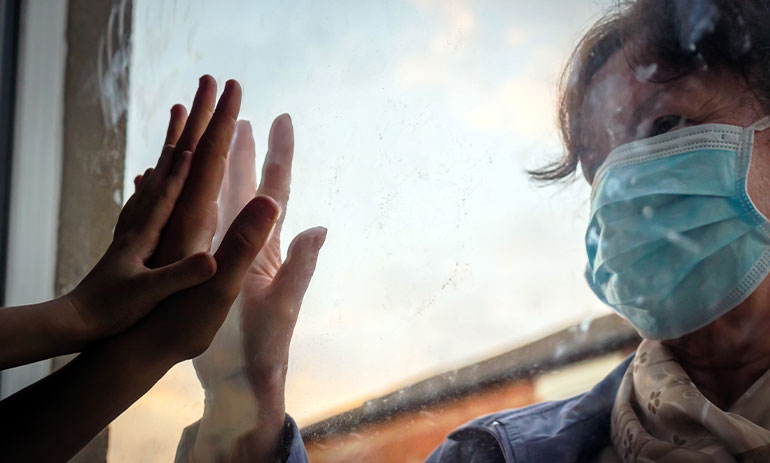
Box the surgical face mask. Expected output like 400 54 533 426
585 116 770 340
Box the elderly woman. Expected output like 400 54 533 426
177 0 770 462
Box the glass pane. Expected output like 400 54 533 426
115 0 613 461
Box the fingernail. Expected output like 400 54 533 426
314 226 328 248
160 144 175 164
236 119 252 134
215 80 241 113
197 253 216 277
198 75 217 94
224 79 237 94
276 113 293 131
269 114 293 148
172 151 192 174
254 196 280 221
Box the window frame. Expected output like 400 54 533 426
0 0 19 307
1 0 67 399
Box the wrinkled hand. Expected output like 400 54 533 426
239 116 326 390
66 146 216 340
191 115 325 462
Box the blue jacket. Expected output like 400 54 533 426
176 355 632 463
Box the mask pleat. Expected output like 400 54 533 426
596 222 755 306
590 194 741 265
611 232 769 338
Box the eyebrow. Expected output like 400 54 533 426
629 87 667 134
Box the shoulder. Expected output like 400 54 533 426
426 354 633 463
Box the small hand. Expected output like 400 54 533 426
0 77 282 463
133 76 282 363
101 76 276 361
65 145 216 340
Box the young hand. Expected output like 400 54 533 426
0 76 282 463
122 77 281 364
64 145 217 341
0 92 218 372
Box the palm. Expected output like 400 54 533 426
194 115 314 390
243 229 282 292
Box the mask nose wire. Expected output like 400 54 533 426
743 115 770 225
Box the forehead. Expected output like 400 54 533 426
581 51 663 156
579 50 744 163
584 51 643 120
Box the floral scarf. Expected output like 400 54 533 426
605 340 770 463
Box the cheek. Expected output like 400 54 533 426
746 143 770 218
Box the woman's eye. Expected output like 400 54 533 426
649 115 686 137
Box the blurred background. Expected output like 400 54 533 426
0 0 640 462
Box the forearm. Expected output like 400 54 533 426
0 320 176 463
0 296 90 370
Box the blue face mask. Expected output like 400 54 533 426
585 116 770 340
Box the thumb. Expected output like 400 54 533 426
139 252 217 303
271 227 327 305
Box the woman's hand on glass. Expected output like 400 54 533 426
191 114 326 463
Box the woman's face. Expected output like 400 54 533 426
580 50 770 203
581 49 770 353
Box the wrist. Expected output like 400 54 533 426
60 289 102 343
0 297 98 369
204 372 258 425
48 294 99 350
250 369 287 422
231 416 291 463
112 320 181 373
202 368 286 433
193 371 258 462
193 369 287 463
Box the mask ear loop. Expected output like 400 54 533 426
750 115 770 132
742 114 770 229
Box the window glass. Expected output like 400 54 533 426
115 0 613 460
